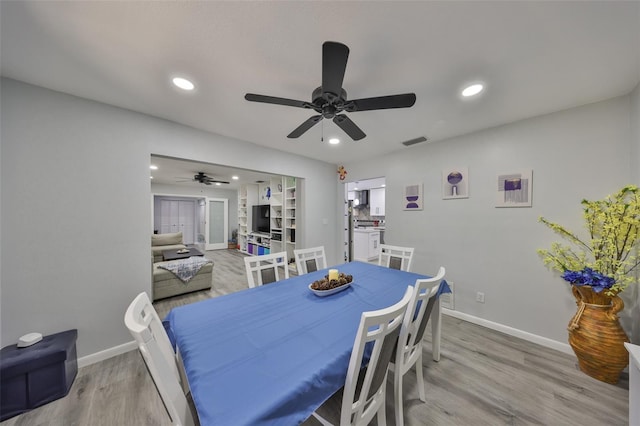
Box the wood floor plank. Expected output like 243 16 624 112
1 250 628 426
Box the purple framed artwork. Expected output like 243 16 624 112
442 167 469 199
403 183 423 210
496 169 532 207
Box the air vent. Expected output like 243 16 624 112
401 136 428 147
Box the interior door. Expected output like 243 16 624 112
158 199 196 243
205 198 228 250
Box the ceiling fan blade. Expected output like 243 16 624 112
333 115 366 141
346 93 416 112
287 115 322 138
211 180 230 184
322 42 349 98
245 93 312 109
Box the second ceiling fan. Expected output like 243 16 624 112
245 41 416 141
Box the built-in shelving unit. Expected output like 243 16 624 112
284 176 298 267
269 176 284 256
237 184 256 254
238 176 301 263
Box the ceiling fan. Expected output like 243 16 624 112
176 172 229 185
245 41 416 141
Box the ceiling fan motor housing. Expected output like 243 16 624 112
312 87 348 119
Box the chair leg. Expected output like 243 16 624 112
394 368 404 426
311 412 333 426
377 391 387 426
416 351 426 402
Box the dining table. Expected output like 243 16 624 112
163 261 450 426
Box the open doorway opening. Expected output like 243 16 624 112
343 177 386 262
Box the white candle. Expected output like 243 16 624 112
328 269 339 281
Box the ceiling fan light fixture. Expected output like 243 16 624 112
172 77 195 91
461 83 484 97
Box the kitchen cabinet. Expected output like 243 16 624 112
370 188 385 216
353 229 380 261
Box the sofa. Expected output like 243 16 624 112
151 232 213 301
152 232 187 263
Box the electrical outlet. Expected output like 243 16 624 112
476 292 485 303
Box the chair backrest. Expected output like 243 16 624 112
378 244 415 272
244 251 289 288
341 286 413 426
396 267 446 368
124 292 195 426
293 246 327 275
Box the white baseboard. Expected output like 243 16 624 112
78 340 137 368
442 308 574 356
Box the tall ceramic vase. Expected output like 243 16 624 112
567 285 629 384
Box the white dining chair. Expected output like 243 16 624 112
124 292 197 426
378 244 415 272
294 246 327 275
313 286 413 426
244 251 289 288
390 266 446 426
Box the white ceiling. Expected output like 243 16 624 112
1 1 639 168
150 155 278 190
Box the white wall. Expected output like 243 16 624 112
339 95 636 345
151 183 239 241
0 78 338 358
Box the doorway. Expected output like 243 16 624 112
205 198 228 250
343 177 386 262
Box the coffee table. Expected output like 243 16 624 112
162 247 204 261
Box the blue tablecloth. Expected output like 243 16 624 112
164 261 449 426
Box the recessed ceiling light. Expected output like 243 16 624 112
215 182 221 186
232 176 239 180
462 83 484 97
172 77 195 91
354 187 359 191
150 176 154 179
329 138 340 145
150 165 158 170
381 184 386 187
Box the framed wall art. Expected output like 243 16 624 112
403 183 423 210
442 167 469 199
495 169 533 207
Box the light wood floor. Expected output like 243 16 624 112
2 249 629 426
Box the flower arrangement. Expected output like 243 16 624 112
538 185 640 296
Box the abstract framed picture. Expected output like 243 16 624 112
403 183 423 210
442 167 469 199
495 169 533 207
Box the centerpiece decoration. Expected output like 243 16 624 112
309 270 353 297
537 185 639 383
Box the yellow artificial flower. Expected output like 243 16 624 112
538 185 640 296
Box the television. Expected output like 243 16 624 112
252 204 270 233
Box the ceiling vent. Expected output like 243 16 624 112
401 136 428 147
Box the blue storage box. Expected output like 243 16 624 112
0 329 78 421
